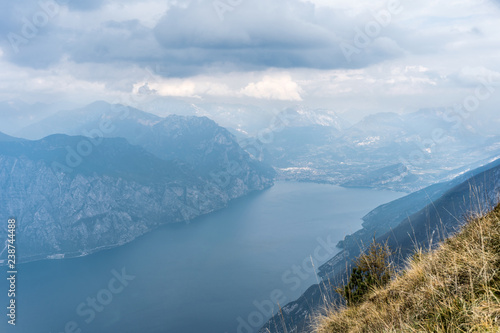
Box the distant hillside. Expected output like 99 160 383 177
315 204 500 332
260 157 500 333
0 130 274 263
336 157 500 255
17 102 500 192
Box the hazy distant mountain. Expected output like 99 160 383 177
263 108 500 192
280 106 351 130
139 97 199 118
262 125 341 168
17 101 163 140
182 102 274 136
142 100 352 137
17 102 500 193
0 100 68 135
343 108 484 150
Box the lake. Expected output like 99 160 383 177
0 182 404 333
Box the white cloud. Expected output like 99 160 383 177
241 75 303 101
131 72 304 101
454 67 500 86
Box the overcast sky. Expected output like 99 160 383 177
1 0 500 120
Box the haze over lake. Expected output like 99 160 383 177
1 182 403 333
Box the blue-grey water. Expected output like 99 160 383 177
0 182 403 333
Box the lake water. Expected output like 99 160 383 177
0 182 403 333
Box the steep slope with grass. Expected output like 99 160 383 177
315 205 500 333
260 158 500 333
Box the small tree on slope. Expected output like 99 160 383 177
337 240 392 306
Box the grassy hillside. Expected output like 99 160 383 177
314 205 500 333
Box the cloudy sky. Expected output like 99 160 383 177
1 0 500 120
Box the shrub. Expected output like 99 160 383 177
337 240 392 306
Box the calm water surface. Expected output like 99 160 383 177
0 182 404 333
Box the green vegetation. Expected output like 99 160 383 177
337 240 392 306
315 205 500 333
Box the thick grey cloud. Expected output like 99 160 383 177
152 0 405 75
68 20 159 64
0 1 65 67
1 0 500 112
0 0 409 77
0 0 108 67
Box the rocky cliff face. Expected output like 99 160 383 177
0 126 274 263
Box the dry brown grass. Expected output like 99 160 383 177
314 205 500 333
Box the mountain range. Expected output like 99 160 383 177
260 107 500 192
9 100 500 193
2 100 500 332
0 106 275 263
